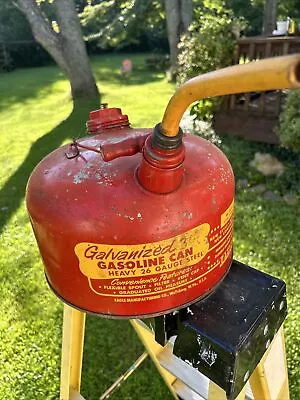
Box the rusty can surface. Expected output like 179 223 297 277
26 107 234 318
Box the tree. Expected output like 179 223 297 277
80 0 167 52
263 0 277 35
14 0 99 100
164 0 193 78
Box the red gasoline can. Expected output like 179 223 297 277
26 106 234 318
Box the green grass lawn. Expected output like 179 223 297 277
0 53 299 399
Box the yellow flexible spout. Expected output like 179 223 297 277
161 54 300 137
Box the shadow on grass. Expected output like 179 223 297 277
0 66 66 112
0 96 99 234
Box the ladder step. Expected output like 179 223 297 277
158 339 210 399
173 380 206 400
156 330 254 400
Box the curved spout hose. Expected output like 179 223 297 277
161 54 300 137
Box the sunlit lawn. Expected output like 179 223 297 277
0 53 299 399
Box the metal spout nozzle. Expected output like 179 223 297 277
161 54 300 137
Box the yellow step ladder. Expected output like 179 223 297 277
59 261 290 400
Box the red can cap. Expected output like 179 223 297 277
86 104 130 134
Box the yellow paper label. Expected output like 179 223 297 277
75 223 210 280
75 200 234 300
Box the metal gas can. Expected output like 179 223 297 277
26 106 234 318
26 55 300 318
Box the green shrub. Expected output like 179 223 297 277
177 1 245 120
277 89 300 153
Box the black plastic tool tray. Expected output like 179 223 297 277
150 260 287 399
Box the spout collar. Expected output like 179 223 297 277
152 123 183 150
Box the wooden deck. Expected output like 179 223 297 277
213 36 300 144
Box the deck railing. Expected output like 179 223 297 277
222 36 300 117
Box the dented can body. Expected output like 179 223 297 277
26 109 234 318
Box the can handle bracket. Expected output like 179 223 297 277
65 132 150 162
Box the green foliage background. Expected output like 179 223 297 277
80 0 167 51
177 2 240 84
1 0 299 69
277 89 300 153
